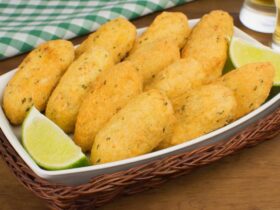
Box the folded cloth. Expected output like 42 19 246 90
0 0 193 60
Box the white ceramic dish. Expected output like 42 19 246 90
1 19 280 186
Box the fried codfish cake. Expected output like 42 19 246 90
46 47 114 133
126 40 180 84
182 10 234 83
216 62 275 119
75 17 136 62
145 58 207 100
131 12 190 52
3 40 74 125
158 84 237 149
74 61 143 152
91 89 175 164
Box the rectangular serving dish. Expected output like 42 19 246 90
1 19 280 186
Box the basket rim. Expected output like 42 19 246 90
1 106 280 209
1 106 280 190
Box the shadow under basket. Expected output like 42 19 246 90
1 107 280 210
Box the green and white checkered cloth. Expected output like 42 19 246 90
0 0 192 60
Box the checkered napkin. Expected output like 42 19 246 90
0 0 192 60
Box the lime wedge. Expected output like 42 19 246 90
230 37 280 86
22 107 89 170
222 56 235 74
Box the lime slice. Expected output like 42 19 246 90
22 107 89 170
230 37 280 86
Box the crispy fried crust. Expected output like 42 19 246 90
46 47 114 133
145 58 207 100
182 10 234 83
158 84 237 149
126 40 180 84
91 89 175 164
216 62 275 119
74 61 143 152
3 40 74 125
75 17 136 62
131 12 190 52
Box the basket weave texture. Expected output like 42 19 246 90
1 107 280 210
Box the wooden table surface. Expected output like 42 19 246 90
1 0 280 209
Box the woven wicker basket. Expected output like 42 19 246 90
1 106 280 210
